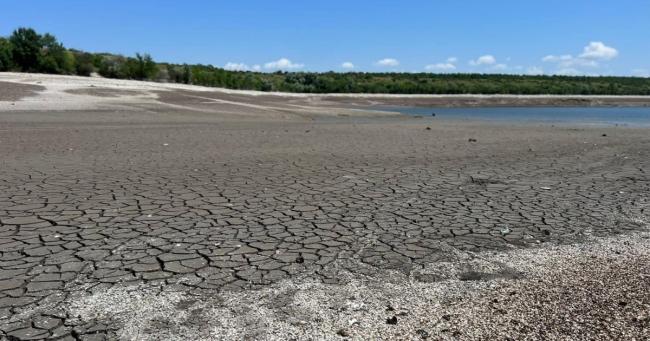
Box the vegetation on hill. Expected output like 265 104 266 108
1 27 650 95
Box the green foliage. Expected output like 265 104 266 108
2 26 650 95
97 54 127 78
71 50 96 76
166 64 191 84
39 33 75 74
9 27 42 71
0 37 13 71
6 28 74 74
123 53 157 80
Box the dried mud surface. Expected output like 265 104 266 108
0 73 649 340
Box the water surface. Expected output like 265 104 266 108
377 106 650 127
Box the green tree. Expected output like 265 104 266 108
9 27 42 71
39 33 74 74
125 53 157 80
0 37 13 71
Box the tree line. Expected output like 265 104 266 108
2 27 650 95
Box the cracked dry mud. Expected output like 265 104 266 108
0 105 649 340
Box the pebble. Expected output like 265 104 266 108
336 329 350 337
416 329 429 339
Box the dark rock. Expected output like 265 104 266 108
468 138 477 143
431 113 436 117
602 133 607 137
412 272 442 283
416 329 430 339
386 305 395 311
336 329 350 337
386 316 398 325
295 256 305 264
425 127 431 130
542 230 551 236
458 271 486 281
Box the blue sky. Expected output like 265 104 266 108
2 0 648 76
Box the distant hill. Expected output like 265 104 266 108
1 27 650 95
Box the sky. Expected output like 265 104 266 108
2 0 648 76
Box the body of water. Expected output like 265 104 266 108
377 106 650 127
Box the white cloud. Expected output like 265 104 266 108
252 65 261 71
425 57 459 72
376 58 400 67
555 68 582 76
543 54 598 69
542 42 618 75
527 66 544 75
224 62 250 71
341 62 355 69
264 58 304 70
470 55 496 66
425 63 456 71
632 69 649 77
580 41 618 60
542 54 572 63
492 63 508 71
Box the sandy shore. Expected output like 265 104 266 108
0 73 649 340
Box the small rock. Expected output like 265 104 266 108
602 133 607 137
295 256 305 264
425 126 431 130
416 329 430 339
542 230 551 236
500 226 511 236
431 113 436 117
386 305 395 311
468 138 477 143
386 316 398 325
336 329 350 337
540 186 551 190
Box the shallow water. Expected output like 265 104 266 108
377 106 650 127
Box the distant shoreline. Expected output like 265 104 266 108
3 71 650 100
2 72 650 115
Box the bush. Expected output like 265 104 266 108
72 51 97 76
125 53 157 80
